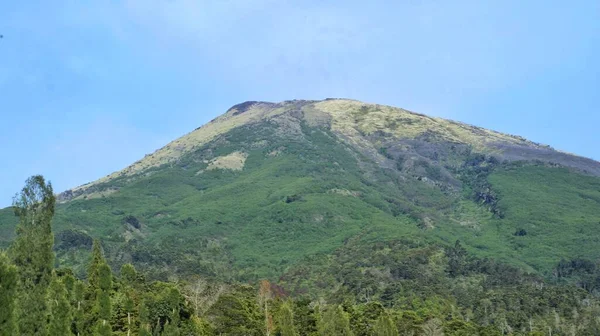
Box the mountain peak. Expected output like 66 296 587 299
62 99 600 201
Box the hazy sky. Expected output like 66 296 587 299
1 0 599 207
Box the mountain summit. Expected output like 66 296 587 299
2 99 600 281
63 99 599 201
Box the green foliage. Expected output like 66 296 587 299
138 299 152 336
98 263 112 292
2 121 598 286
88 239 104 289
291 298 318 336
72 280 85 336
280 236 600 334
1 105 600 335
372 314 398 336
277 301 297 336
346 301 384 336
1 174 600 335
11 175 55 336
162 320 180 336
120 263 137 285
487 166 600 272
208 285 263 335
0 253 17 336
317 305 353 336
0 177 202 336
95 320 111 336
95 262 112 335
47 275 72 335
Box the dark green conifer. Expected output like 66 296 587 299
72 281 85 336
95 263 112 336
120 263 137 336
47 276 72 335
88 239 104 290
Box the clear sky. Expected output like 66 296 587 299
1 0 599 207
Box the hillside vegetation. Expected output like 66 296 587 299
2 99 600 335
1 100 599 282
3 176 600 335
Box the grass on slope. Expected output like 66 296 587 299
488 166 600 273
423 165 600 275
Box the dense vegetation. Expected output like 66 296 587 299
2 101 600 335
2 117 598 280
4 176 600 335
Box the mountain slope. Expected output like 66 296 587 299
1 99 599 281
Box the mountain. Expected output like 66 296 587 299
1 99 599 282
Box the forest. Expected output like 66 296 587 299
2 176 600 336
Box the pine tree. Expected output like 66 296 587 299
373 314 398 336
47 275 72 335
318 305 354 336
88 239 104 290
0 252 17 336
11 175 55 336
120 263 137 336
277 301 297 336
95 263 112 336
73 281 85 336
85 239 108 335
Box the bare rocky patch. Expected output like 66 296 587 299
206 151 248 171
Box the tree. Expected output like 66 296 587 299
291 298 318 336
0 253 17 336
11 175 55 336
72 281 85 336
120 264 137 336
95 263 112 336
162 287 181 336
120 263 137 286
446 240 467 277
318 305 353 336
259 280 274 336
277 301 297 336
421 318 444 336
138 299 152 336
47 275 72 335
62 271 76 295
184 277 225 317
123 293 135 336
162 320 180 336
208 285 263 336
88 239 104 290
373 314 398 336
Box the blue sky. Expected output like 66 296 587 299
0 0 599 207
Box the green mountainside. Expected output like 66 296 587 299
3 99 600 335
1 99 599 283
